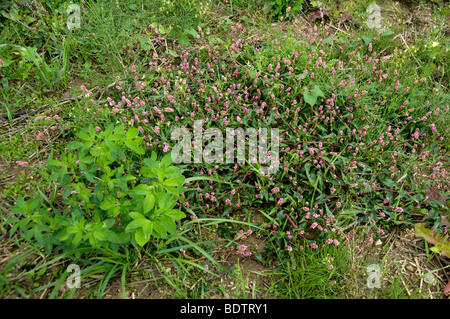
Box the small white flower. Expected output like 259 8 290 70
431 41 439 47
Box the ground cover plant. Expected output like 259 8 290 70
0 0 449 299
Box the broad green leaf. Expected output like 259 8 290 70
157 167 166 183
109 133 126 141
143 194 155 214
126 127 139 140
161 153 173 168
177 31 190 47
142 220 153 237
102 219 115 229
157 192 172 210
311 85 324 98
76 132 91 141
165 166 181 178
125 219 147 232
323 37 333 45
184 27 198 38
303 90 317 106
125 140 145 155
133 184 151 195
381 28 394 37
129 211 145 220
164 177 185 187
100 198 115 210
66 141 83 150
104 230 121 243
134 229 150 246
166 209 186 220
160 216 176 234
46 160 64 166
152 222 166 238
362 35 372 45
93 231 107 241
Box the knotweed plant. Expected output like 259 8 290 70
29 11 449 256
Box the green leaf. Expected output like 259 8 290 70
134 229 150 246
102 219 115 229
311 85 324 98
46 160 64 166
303 90 317 106
152 222 166 238
109 133 126 141
143 194 155 214
362 35 372 46
129 212 145 220
126 127 139 140
142 220 153 237
125 219 147 232
100 197 115 210
133 184 151 195
72 231 82 246
76 132 91 141
381 28 394 37
160 216 176 234
184 27 198 38
323 37 333 45
161 153 173 168
166 209 186 220
157 192 172 210
66 141 83 150
165 166 181 178
93 231 107 241
104 230 122 244
125 140 145 155
177 31 190 47
164 177 185 187
157 167 166 183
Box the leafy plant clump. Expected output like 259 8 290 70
7 124 187 253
